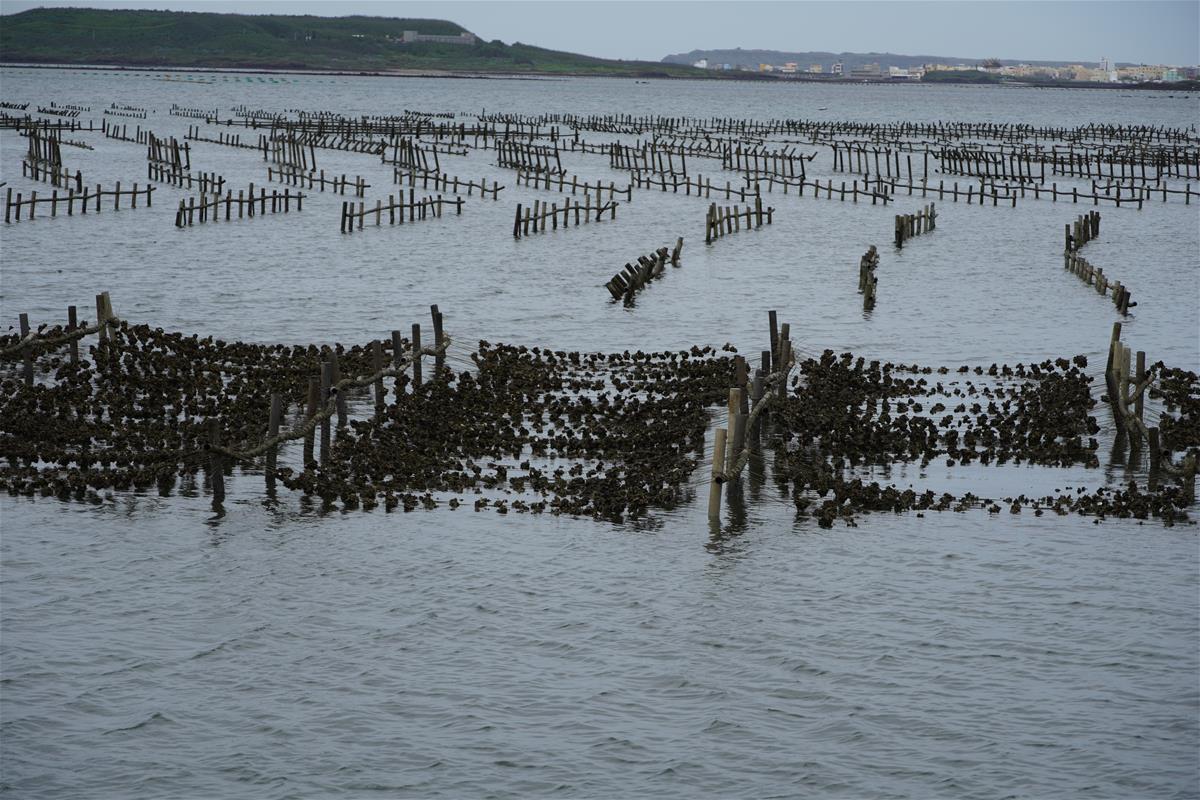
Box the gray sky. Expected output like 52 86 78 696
1 0 1197 65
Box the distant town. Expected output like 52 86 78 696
689 56 1198 84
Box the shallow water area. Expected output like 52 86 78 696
1 69 1198 798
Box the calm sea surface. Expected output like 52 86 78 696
1 69 1198 798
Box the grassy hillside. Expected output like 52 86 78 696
0 8 706 77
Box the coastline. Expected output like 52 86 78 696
1 61 1196 90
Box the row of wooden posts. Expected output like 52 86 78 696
747 174 889 204
515 170 629 201
1065 210 1101 252
1065 252 1134 315
148 162 225 195
858 246 880 310
704 197 773 244
25 123 63 168
210 306 450 507
610 143 688 177
186 125 267 152
708 311 797 521
288 132 384 156
511 198 618 239
894 204 937 248
102 119 149 144
20 159 80 189
1062 211 1134 315
104 107 147 119
604 239 683 303
722 144 808 181
495 140 563 175
2 115 98 132
396 169 503 199
6 292 116 387
340 192 462 233
632 171 761 200
270 136 319 171
1092 179 1198 204
5 182 154 223
385 137 442 174
267 166 369 197
755 171 1193 208
175 186 303 227
1105 323 1196 501
922 143 1200 182
2 297 453 510
170 104 218 119
186 112 1199 147
146 133 191 171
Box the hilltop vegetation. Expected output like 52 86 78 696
0 8 706 77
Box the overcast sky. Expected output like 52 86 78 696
2 1 1197 65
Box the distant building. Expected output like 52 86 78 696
831 61 844 76
399 30 477 45
781 62 798 74
1163 68 1182 82
808 64 823 73
1118 65 1164 82
759 63 774 72
849 62 881 79
693 58 708 69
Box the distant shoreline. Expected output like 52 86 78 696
1 61 1196 91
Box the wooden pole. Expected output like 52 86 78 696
209 418 225 505
18 313 33 386
372 340 385 419
411 324 422 388
303 376 319 465
320 360 333 465
67 305 78 364
708 427 727 521
431 305 445 376
266 393 282 491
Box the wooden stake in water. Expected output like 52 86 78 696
708 427 728 521
266 392 282 491
209 418 225 506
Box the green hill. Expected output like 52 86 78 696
0 8 706 77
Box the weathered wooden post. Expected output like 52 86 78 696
319 359 333 465
18 313 33 386
776 338 792 400
1105 322 1122 403
372 340 385 419
1148 426 1161 477
391 329 404 393
768 310 779 370
431 304 445 376
209 418 225 505
94 293 108 342
303 376 319 465
266 392 282 491
411 324 422 388
1135 351 1146 420
708 427 727 521
67 305 78 364
727 388 745 475
329 354 347 429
